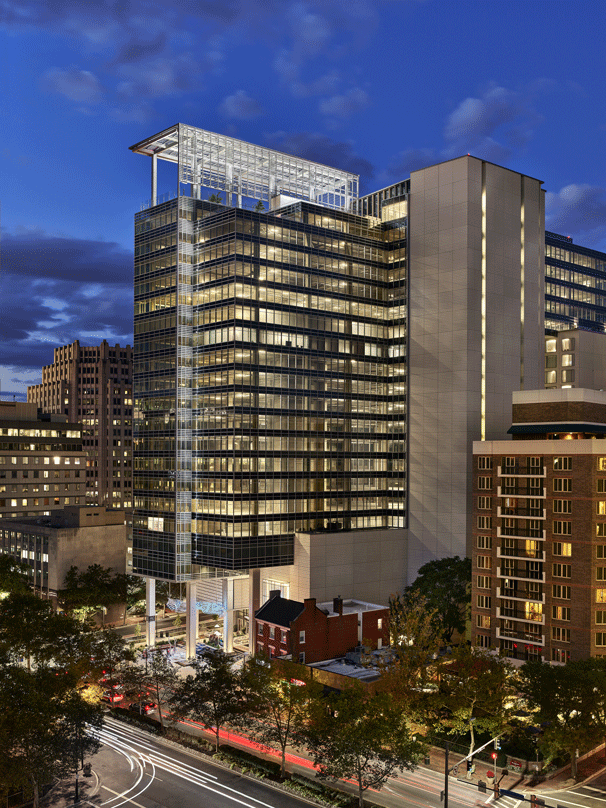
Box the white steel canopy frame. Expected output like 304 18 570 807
130 124 359 211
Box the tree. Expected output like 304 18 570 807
406 556 471 643
91 628 135 690
305 682 423 808
388 590 441 689
244 657 321 777
253 199 265 211
0 554 31 594
430 644 515 757
520 660 599 778
59 564 124 625
208 193 222 204
0 591 62 670
0 663 103 808
145 649 178 734
170 651 244 750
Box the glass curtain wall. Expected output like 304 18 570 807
134 195 408 578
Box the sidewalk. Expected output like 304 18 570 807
42 768 101 808
424 746 525 793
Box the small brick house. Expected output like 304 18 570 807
254 591 389 664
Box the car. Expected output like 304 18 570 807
102 691 125 704
128 701 157 715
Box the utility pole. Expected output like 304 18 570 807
444 741 449 808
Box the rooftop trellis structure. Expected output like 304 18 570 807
130 124 359 211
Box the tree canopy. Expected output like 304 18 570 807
406 556 471 643
305 682 424 808
170 651 245 750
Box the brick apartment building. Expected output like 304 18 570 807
471 388 606 663
254 591 389 664
28 340 133 510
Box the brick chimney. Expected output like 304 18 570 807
333 596 343 616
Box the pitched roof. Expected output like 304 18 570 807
255 594 305 628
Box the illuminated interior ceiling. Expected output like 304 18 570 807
130 124 359 211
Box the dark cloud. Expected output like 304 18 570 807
0 231 133 376
545 185 606 247
113 32 167 65
219 89 263 120
264 131 375 191
383 148 441 182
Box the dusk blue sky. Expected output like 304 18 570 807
1 0 605 399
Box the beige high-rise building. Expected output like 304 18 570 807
28 340 133 510
0 401 86 520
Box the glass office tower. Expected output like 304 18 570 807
132 125 406 582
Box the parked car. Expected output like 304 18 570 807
128 701 157 715
102 691 125 704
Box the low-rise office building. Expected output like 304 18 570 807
0 505 127 600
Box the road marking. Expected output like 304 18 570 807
101 785 148 808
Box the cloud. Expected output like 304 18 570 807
0 230 133 392
219 89 263 120
382 83 545 184
41 67 105 104
545 184 606 247
442 84 541 162
319 87 370 119
265 130 374 191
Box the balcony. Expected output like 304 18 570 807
496 626 544 646
497 547 545 561
496 586 544 603
498 465 545 477
497 526 546 540
496 606 545 624
497 566 545 583
497 506 545 519
497 486 545 499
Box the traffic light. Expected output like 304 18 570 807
466 759 473 772
491 752 498 761
494 737 501 750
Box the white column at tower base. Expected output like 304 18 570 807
185 580 198 660
248 569 260 654
145 577 156 648
222 578 234 653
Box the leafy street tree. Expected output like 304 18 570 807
59 564 124 624
0 591 70 671
244 657 321 777
208 193 223 204
430 644 514 757
145 649 179 734
520 659 600 778
0 554 31 594
170 651 244 750
405 556 471 643
388 590 441 690
253 200 265 211
0 663 102 808
305 682 424 808
92 628 135 690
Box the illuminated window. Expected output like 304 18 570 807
553 542 572 556
553 457 572 470
476 614 491 628
552 606 571 621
